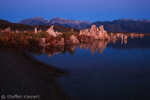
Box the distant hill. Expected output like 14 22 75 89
19 17 90 29
18 17 47 25
0 19 79 32
87 19 150 33
2 18 150 33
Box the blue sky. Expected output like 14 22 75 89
0 0 150 23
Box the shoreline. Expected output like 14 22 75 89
24 47 73 100
0 47 70 100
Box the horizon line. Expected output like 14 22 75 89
1 17 150 24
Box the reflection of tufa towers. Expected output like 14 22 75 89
32 40 110 57
80 40 109 54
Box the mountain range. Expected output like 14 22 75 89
0 19 79 32
1 17 150 33
19 17 90 29
87 19 150 33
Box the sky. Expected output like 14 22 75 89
0 0 150 23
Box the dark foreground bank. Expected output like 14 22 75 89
0 48 69 100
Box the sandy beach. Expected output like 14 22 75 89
0 47 69 100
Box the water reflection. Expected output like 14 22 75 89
28 40 111 56
108 35 150 50
29 35 150 56
80 40 109 54
29 35 150 100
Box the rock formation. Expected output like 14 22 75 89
140 34 144 37
124 35 128 40
47 37 65 46
71 28 74 32
35 27 37 34
130 33 144 38
4 27 11 33
77 35 95 43
110 33 114 37
40 38 46 44
38 29 42 33
79 25 110 40
15 30 19 33
23 31 27 33
65 35 79 45
124 39 127 45
46 25 62 37
57 38 65 45
40 38 46 47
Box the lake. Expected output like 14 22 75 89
29 35 150 100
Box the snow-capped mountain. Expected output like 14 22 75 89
19 17 90 29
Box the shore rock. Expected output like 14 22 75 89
4 27 11 33
77 35 95 43
47 38 65 46
46 25 62 37
23 31 27 33
65 35 79 45
35 27 37 34
58 38 65 45
38 29 42 33
140 34 144 37
79 25 110 40
124 35 128 40
40 38 46 46
71 28 74 32
15 30 19 33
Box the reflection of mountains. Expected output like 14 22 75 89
28 36 150 56
107 36 150 50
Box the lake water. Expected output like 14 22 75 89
29 35 150 100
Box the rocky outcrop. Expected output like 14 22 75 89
40 38 46 46
38 29 42 33
15 30 19 33
71 28 74 32
124 35 128 40
65 35 79 45
46 25 62 37
23 31 27 33
57 38 65 45
46 37 65 46
79 25 110 40
130 33 144 38
4 27 11 33
140 34 144 37
35 27 37 34
77 35 95 43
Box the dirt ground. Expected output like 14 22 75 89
0 47 69 100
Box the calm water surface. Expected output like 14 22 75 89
29 36 150 100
